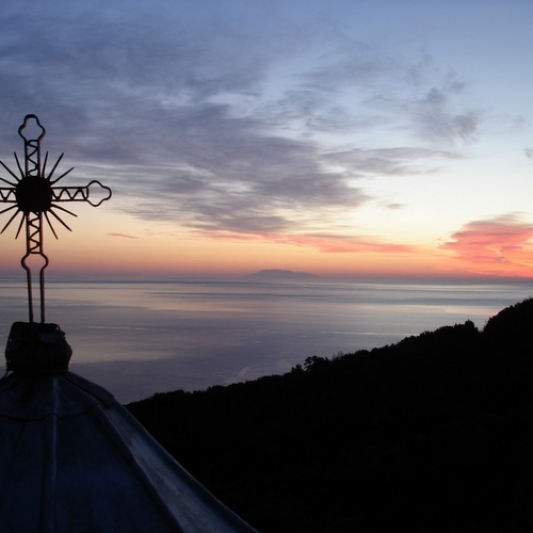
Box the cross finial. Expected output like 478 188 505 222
0 114 112 323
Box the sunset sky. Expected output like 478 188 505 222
1 0 533 279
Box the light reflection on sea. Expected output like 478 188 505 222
0 277 531 403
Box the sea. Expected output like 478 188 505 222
0 276 531 404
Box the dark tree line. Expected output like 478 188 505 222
128 298 533 532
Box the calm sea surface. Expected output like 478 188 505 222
0 277 531 403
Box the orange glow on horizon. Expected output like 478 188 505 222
2 211 533 282
1 236 526 282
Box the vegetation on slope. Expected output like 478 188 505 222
128 299 533 532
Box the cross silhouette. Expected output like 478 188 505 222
0 114 112 324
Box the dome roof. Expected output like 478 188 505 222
0 322 256 532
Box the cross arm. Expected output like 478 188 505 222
51 180 112 207
0 189 17 203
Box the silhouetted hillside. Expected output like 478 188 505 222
129 298 533 532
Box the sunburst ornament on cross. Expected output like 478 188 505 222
0 114 112 324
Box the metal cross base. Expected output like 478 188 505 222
5 321 72 374
0 114 112 324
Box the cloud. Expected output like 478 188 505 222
383 203 405 210
0 1 486 251
405 70 482 144
356 54 483 145
199 228 415 255
284 234 415 254
108 233 138 239
323 146 460 177
442 215 533 277
119 138 458 240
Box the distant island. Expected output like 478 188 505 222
243 269 320 282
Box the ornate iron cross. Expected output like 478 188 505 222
0 114 112 324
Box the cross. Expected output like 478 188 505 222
0 114 112 324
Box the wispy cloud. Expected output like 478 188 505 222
108 233 138 239
442 215 533 277
198 228 415 255
284 234 416 254
410 87 482 144
0 1 502 258
121 140 458 239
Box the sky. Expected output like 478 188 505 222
1 0 533 280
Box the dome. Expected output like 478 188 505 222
0 322 256 532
